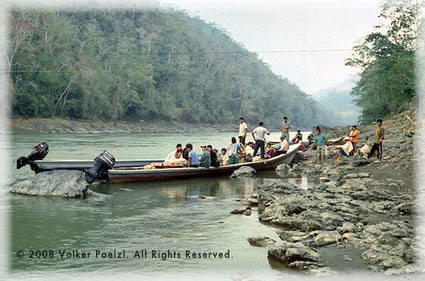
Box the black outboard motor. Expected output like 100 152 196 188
16 142 49 169
85 151 116 184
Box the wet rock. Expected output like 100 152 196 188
10 170 90 198
311 231 342 246
345 173 371 179
350 159 371 167
275 164 298 178
243 209 252 216
278 231 311 243
231 205 250 214
230 166 256 178
247 197 259 207
247 236 276 247
268 242 320 265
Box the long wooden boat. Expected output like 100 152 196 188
108 144 300 183
32 159 162 173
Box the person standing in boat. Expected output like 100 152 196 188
280 116 291 141
199 145 211 168
186 143 199 167
207 145 219 167
251 122 271 159
238 117 248 146
228 137 241 165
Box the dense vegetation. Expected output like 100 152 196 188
345 0 421 124
8 8 338 128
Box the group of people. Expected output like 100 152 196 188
158 116 386 169
310 119 385 164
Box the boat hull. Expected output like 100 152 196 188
32 159 162 172
108 144 300 183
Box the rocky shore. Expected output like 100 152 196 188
232 109 418 275
11 117 236 134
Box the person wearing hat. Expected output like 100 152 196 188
199 145 211 168
335 136 354 162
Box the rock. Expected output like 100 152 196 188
10 170 91 198
230 166 256 178
337 222 357 234
311 231 342 246
275 164 298 178
268 242 320 264
278 231 311 243
243 209 252 216
319 212 344 227
247 197 259 207
319 177 330 182
345 173 371 179
247 236 276 247
230 206 250 214
351 159 371 167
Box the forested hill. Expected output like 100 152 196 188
9 8 337 128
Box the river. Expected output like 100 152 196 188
8 131 311 277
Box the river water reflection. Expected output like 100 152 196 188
9 132 311 275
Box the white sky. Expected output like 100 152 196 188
161 0 382 94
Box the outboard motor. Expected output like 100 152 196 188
85 151 116 184
16 142 49 169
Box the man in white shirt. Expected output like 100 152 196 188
238 117 248 145
251 122 271 159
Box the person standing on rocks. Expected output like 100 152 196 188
348 125 359 152
313 126 328 164
238 117 248 146
252 122 271 159
368 119 385 161
280 116 291 141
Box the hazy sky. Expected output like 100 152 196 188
161 0 382 94
2 0 383 94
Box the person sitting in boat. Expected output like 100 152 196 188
199 145 211 168
291 130 303 143
244 142 254 156
186 143 199 167
218 148 229 166
265 143 275 159
228 137 241 165
274 137 289 156
164 144 184 163
335 137 354 163
208 145 219 167
293 138 305 152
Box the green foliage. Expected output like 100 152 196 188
345 0 420 124
10 8 336 128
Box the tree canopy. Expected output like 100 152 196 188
9 8 338 128
345 0 421 124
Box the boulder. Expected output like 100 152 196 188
230 205 250 214
247 236 276 247
268 242 320 264
230 166 256 178
10 170 91 198
311 231 342 246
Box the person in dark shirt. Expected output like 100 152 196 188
207 145 219 167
